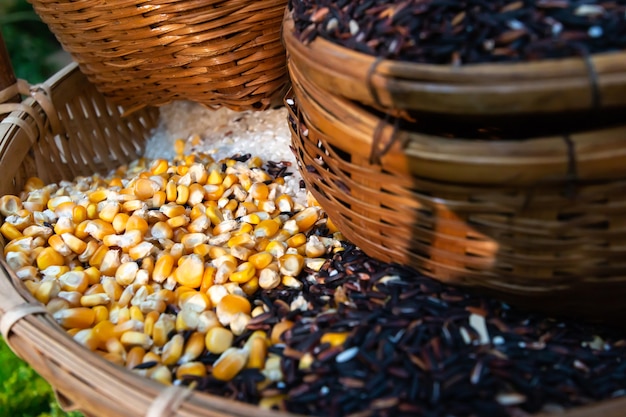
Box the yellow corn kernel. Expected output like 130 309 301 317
24 176 44 192
271 320 294 345
205 326 233 354
125 215 149 235
129 305 144 322
176 361 207 380
74 329 100 351
48 234 71 257
58 270 89 293
74 220 90 240
165 180 177 202
199 266 216 293
254 219 279 238
187 183 206 206
150 159 169 175
142 351 161 366
111 212 130 234
46 298 69 315
207 169 223 185
291 207 320 232
0 223 22 240
54 201 76 219
33 280 60 304
320 332 350 347
53 307 96 329
249 182 268 201
205 206 223 226
86 202 98 219
85 219 116 241
255 237 270 252
99 248 121 276
286 233 307 248
144 310 160 337
132 178 156 200
265 241 286 259
241 276 259 296
173 254 204 288
128 241 154 261
279 253 305 277
207 245 229 260
81 293 111 307
100 277 122 302
121 331 153 350
5 251 29 270
93 305 109 324
166 214 189 229
229 262 255 284
179 291 211 314
36 247 65 270
151 190 166 208
305 235 327 258
193 243 211 259
72 205 88 224
180 332 205 364
259 268 281 290
79 267 99 287
212 347 248 381
227 233 254 249
88 189 109 204
248 252 272 270
115 261 139 286
221 173 238 189
126 346 146 370
153 254 175 283
215 260 236 285
180 233 207 252
161 334 184 366
60 233 87 255
246 335 268 369
85 283 104 296
98 201 120 223
121 199 145 212
230 245 253 262
215 294 251 327
153 314 175 347
276 194 294 213
151 221 173 240
92 320 116 344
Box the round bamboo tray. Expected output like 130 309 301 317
286 57 626 323
1 56 626 417
282 11 626 118
28 0 290 114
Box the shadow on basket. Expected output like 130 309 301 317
285 66 626 327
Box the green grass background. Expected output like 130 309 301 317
1 1 83 416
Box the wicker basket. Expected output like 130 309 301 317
282 12 626 119
1 48 626 417
28 0 290 114
286 56 626 323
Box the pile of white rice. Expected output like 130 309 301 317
143 101 306 203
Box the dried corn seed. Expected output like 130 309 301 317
212 347 248 381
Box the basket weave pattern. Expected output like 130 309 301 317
28 0 289 113
286 58 626 321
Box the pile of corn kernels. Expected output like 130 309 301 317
0 138 345 389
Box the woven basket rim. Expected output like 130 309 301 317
282 11 626 115
287 59 626 186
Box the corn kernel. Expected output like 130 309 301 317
53 307 96 329
205 326 233 354
212 347 248 381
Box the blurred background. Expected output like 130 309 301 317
1 0 81 416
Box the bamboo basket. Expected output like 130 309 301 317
282 12 626 118
286 57 626 323
27 0 290 114
1 42 626 417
